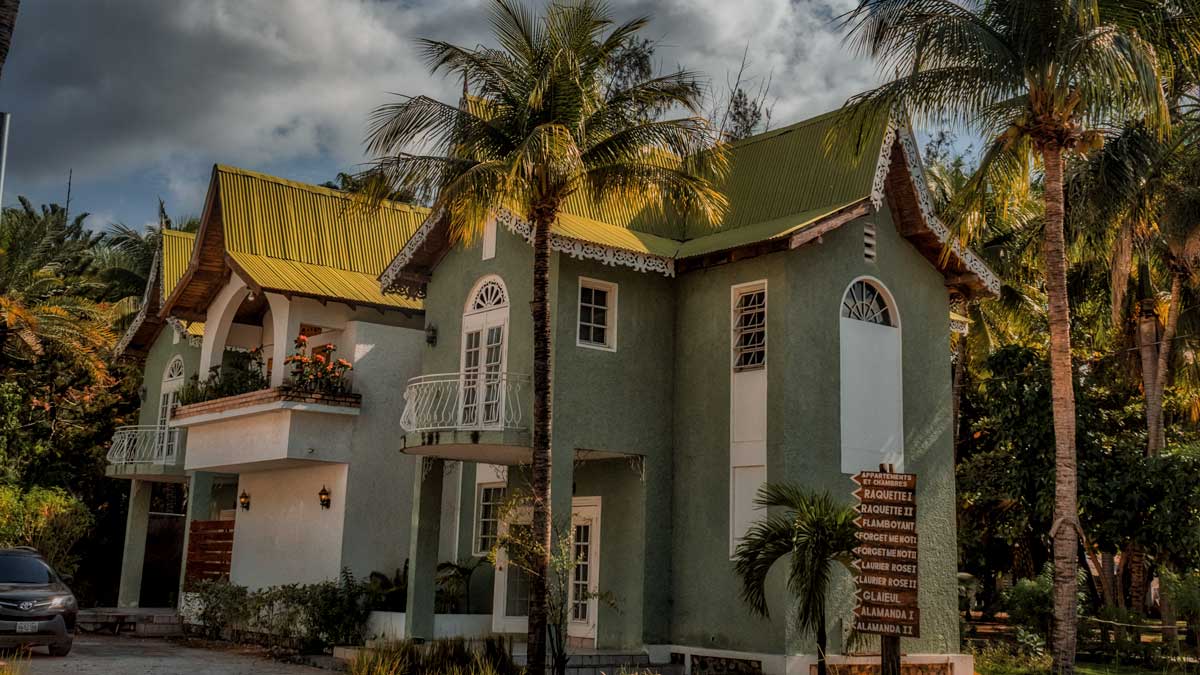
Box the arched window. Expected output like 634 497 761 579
461 276 510 428
468 278 508 314
841 279 894 326
839 278 903 473
157 356 186 460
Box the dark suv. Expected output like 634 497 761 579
0 548 76 656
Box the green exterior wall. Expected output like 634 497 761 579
409 202 959 657
137 327 202 430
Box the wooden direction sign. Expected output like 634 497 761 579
852 470 920 639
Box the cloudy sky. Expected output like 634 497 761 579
0 0 883 231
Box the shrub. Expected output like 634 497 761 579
189 569 372 652
971 642 1052 675
1004 573 1053 639
0 486 93 575
193 579 250 640
177 349 269 405
348 637 521 675
284 335 352 394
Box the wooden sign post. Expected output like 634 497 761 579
852 465 918 675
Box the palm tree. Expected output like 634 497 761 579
0 0 19 81
0 197 116 381
733 485 858 675
361 1 727 668
838 3 1173 669
98 198 200 303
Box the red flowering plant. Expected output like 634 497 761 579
283 334 353 394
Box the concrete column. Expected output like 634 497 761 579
265 293 300 387
199 276 249 379
117 479 153 608
405 458 444 640
176 471 217 604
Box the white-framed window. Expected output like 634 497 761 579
461 276 510 429
157 356 186 461
577 277 617 351
839 277 904 473
475 483 507 555
732 284 766 371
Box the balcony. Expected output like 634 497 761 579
398 372 532 464
105 426 185 481
171 386 361 473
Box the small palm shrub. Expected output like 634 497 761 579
0 486 93 576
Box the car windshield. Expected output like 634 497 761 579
0 556 54 584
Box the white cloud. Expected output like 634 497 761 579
1 0 881 216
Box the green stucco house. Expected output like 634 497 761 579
380 108 996 674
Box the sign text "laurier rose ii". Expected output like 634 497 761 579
851 471 919 638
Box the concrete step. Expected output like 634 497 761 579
77 608 183 636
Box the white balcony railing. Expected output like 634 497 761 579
107 425 182 465
400 372 530 433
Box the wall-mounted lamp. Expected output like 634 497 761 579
318 485 332 509
239 490 251 511
424 324 438 346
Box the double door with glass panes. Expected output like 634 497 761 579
459 310 507 429
491 497 601 641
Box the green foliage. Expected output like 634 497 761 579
0 485 93 575
1004 568 1055 639
368 563 409 613
972 642 1053 675
348 637 522 675
193 579 251 640
284 335 352 394
177 349 269 405
191 570 373 652
732 484 857 675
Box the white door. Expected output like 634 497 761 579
460 312 507 428
491 497 602 640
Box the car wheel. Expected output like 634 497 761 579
48 640 72 656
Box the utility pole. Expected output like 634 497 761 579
0 111 9 212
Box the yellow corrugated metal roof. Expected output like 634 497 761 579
554 211 679 259
161 230 196 303
215 165 428 309
950 311 971 324
228 251 421 311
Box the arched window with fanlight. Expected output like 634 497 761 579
461 275 510 428
839 278 903 473
157 356 185 461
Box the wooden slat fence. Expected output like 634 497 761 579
185 519 234 587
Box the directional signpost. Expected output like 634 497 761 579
852 466 918 675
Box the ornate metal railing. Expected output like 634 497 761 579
106 425 182 465
400 372 530 433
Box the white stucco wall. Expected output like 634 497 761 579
231 462 349 589
337 320 426 581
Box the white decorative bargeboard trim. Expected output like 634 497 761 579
495 208 676 277
870 115 899 211
893 123 1002 296
379 208 442 295
950 317 970 335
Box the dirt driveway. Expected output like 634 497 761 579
17 634 326 674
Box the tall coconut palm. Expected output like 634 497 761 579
733 485 858 675
839 2 1171 669
361 1 727 668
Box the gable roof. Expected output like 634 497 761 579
379 106 1000 299
162 165 430 322
114 230 199 358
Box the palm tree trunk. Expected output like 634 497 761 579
526 207 555 675
1147 272 1183 455
816 613 827 675
0 0 19 81
1042 143 1079 675
1137 296 1159 447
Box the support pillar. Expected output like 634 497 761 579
117 479 153 608
177 471 217 604
405 458 444 640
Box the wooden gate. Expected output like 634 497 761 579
184 519 234 587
